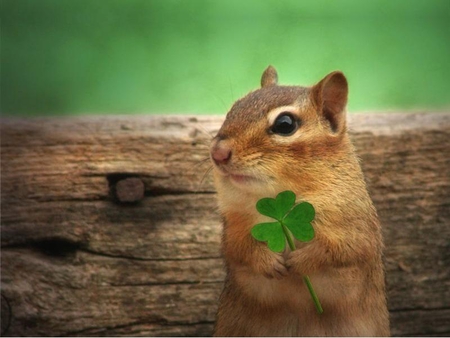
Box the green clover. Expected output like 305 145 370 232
251 190 323 314
251 190 315 252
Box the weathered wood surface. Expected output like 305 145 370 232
1 113 449 336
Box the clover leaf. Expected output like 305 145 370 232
251 190 323 314
251 190 315 252
283 202 315 242
251 222 286 252
256 190 296 221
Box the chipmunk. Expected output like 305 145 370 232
210 66 390 336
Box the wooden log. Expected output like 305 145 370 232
1 113 449 336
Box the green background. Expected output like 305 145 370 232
2 0 449 116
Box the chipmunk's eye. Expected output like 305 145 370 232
271 113 298 136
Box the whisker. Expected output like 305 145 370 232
195 165 214 194
194 124 216 141
192 157 211 169
192 143 211 149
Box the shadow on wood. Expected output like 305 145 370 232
1 113 449 336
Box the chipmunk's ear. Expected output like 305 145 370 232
311 71 348 134
261 66 278 87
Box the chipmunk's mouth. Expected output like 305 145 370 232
229 173 257 184
215 167 261 186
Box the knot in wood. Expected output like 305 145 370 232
114 177 145 203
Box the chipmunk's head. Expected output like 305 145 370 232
210 66 350 198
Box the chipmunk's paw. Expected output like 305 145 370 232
285 250 308 276
259 253 288 280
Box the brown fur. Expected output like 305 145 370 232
211 66 390 336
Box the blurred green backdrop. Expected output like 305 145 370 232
2 0 449 116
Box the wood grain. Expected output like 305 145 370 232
1 113 449 336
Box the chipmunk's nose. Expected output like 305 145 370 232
211 141 232 165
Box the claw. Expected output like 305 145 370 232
264 253 288 279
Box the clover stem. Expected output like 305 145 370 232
303 275 324 314
280 223 296 251
281 222 323 314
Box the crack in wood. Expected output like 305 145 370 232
80 248 222 262
1 293 12 336
389 306 450 313
63 318 216 336
63 318 170 336
108 280 223 288
2 244 223 263
3 237 85 258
